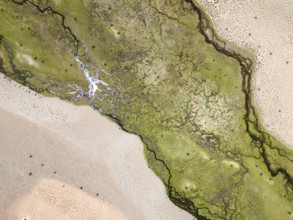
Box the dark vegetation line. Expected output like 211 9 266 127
4 0 211 219
184 0 293 189
3 0 292 219
1 0 82 98
0 36 36 88
103 112 210 220
11 0 80 54
0 0 210 220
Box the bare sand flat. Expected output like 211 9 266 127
9 179 129 220
197 0 293 148
0 74 193 220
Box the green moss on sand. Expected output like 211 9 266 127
1 0 293 219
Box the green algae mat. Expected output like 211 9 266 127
1 0 293 219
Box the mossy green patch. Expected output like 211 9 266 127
0 0 87 99
1 0 293 219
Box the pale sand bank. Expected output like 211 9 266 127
0 74 193 220
196 0 293 147
9 179 129 220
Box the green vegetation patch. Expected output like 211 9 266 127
1 0 293 219
0 0 87 99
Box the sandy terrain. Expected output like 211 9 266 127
0 74 193 220
2 1 292 218
9 179 129 220
196 0 293 148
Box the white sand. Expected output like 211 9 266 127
0 74 193 220
196 0 293 148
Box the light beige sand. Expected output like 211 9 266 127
196 0 293 148
9 179 129 220
0 74 193 220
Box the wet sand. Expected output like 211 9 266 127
196 0 293 148
0 74 193 220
